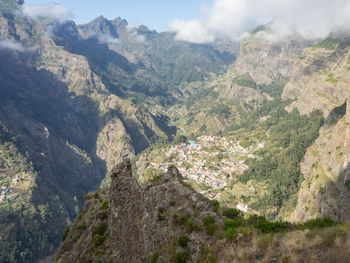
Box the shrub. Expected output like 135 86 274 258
203 216 215 226
101 201 109 210
84 193 92 200
175 214 200 232
255 219 289 233
92 233 106 247
223 208 241 219
224 219 237 229
77 209 87 220
151 251 159 263
62 226 70 241
93 222 107 236
186 217 200 233
205 224 215 236
211 200 220 212
224 227 237 240
77 222 87 231
303 217 335 229
178 235 190 247
174 251 189 263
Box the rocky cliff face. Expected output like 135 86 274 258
235 31 313 85
282 39 350 116
289 105 350 222
282 39 350 222
56 159 221 263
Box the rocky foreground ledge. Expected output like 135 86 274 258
55 159 221 263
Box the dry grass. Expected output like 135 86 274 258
217 223 350 263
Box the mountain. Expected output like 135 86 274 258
3 0 350 261
56 159 350 263
0 0 238 262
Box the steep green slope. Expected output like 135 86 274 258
0 0 238 261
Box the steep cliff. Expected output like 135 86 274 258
283 38 350 116
56 159 221 263
57 159 350 263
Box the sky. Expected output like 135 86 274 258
22 0 350 44
25 0 211 32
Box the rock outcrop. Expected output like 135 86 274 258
56 159 221 263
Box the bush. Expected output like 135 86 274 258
224 219 237 229
303 217 335 229
203 216 216 226
93 222 107 236
205 224 215 236
185 217 200 233
175 214 199 233
62 226 70 241
77 222 87 231
211 200 220 212
255 219 289 233
151 251 159 263
101 201 109 210
174 251 189 263
178 235 190 247
223 208 241 219
92 233 106 247
224 227 237 240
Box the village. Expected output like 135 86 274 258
147 135 265 213
0 174 20 204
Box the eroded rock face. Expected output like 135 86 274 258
289 117 350 222
236 34 312 84
282 44 350 116
56 159 220 263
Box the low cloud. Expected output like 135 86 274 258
169 0 350 43
21 3 72 22
126 25 146 43
98 34 120 45
0 40 27 51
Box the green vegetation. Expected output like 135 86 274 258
211 200 220 212
151 251 160 263
239 105 324 217
177 235 190 247
233 73 288 98
208 103 231 118
92 222 107 248
217 205 338 237
174 251 189 263
62 227 70 241
325 72 339 84
233 73 257 89
223 226 237 240
203 216 216 236
312 38 341 50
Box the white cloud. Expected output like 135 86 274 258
126 25 147 43
0 40 27 51
99 34 120 44
169 0 350 43
21 3 72 22
169 20 214 43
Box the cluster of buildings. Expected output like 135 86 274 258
0 185 18 203
147 136 258 202
0 174 21 203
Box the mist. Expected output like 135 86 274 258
169 0 350 43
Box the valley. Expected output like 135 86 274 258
1 0 350 262
137 135 265 214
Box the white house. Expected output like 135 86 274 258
236 202 248 213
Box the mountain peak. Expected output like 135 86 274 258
56 160 220 262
